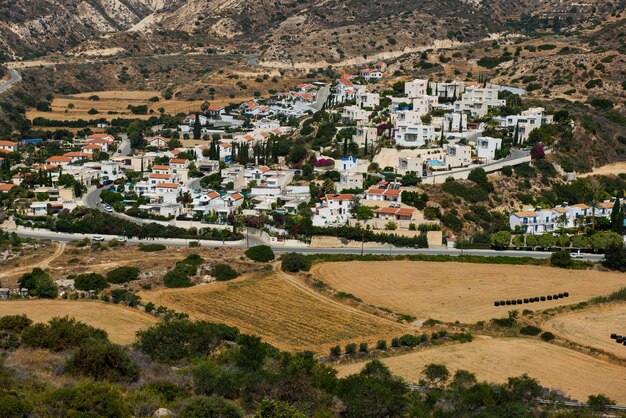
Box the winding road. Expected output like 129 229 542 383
0 69 22 94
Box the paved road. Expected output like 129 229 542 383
117 134 131 156
0 69 21 94
11 227 604 261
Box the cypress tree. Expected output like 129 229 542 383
610 193 624 234
193 112 201 140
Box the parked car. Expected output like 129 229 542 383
570 251 583 259
92 236 105 242
117 236 127 243
103 205 113 213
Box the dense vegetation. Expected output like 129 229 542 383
0 314 616 417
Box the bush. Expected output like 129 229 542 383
245 245 275 262
0 392 31 416
491 231 511 250
330 345 341 357
179 395 243 418
376 340 387 350
135 319 239 362
65 339 139 382
540 332 555 342
72 273 108 292
44 381 130 417
550 250 573 268
163 267 194 288
0 314 32 333
212 264 239 281
106 266 140 284
519 325 542 336
21 316 108 351
281 252 311 272
0 331 20 350
345 343 357 355
398 334 422 347
139 244 166 252
587 394 615 411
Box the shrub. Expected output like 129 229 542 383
398 334 421 347
72 273 108 292
519 325 541 336
163 267 194 288
587 394 615 411
391 338 400 348
550 250 573 268
0 392 31 416
135 320 239 362
376 340 387 350
43 381 130 417
540 332 555 342
0 331 20 350
330 345 341 357
345 343 357 355
65 339 139 382
0 314 32 333
359 342 369 353
139 244 166 252
179 395 243 418
245 245 275 262
212 264 239 281
21 316 108 351
106 266 140 284
281 252 311 272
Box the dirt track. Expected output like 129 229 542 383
337 337 626 404
312 261 626 323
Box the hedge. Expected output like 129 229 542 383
310 226 428 248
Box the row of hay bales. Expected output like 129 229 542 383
494 292 569 307
610 334 626 345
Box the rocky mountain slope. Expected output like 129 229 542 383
2 0 624 63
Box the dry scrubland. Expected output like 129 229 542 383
545 303 626 359
141 271 406 353
312 261 626 323
0 300 157 344
337 337 626 404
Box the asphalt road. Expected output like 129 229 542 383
117 134 131 156
0 69 21 94
11 228 604 261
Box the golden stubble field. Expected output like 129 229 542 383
544 303 626 359
336 337 626 404
0 300 157 345
312 261 626 323
140 271 407 353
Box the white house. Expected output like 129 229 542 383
509 209 558 234
101 161 123 182
454 86 506 117
154 183 181 204
336 173 363 192
405 79 428 98
475 136 502 162
313 194 354 227
45 156 72 166
444 144 472 169
365 188 402 202
352 124 378 148
336 156 359 173
394 124 436 147
0 140 18 153
356 92 380 109
359 69 384 80
444 112 468 132
147 136 168 149
495 107 554 143
341 105 371 123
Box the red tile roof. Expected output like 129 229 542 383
0 183 16 192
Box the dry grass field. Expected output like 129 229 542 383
337 337 626 404
578 162 626 178
0 300 158 344
544 303 626 359
312 261 626 323
141 271 406 353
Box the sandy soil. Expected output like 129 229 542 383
544 303 626 359
578 162 626 178
312 261 626 323
0 300 157 345
337 337 626 403
141 271 406 353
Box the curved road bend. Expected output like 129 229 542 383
0 69 22 94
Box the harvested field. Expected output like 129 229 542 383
545 303 626 359
141 271 406 353
312 261 626 323
0 300 158 345
337 337 626 404
578 162 626 178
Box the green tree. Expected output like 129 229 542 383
127 120 145 149
550 250 573 268
422 363 450 388
281 253 311 272
255 399 306 418
105 266 140 284
44 381 131 418
355 205 374 220
18 268 57 298
490 231 511 250
193 112 202 140
587 394 615 411
610 195 624 234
